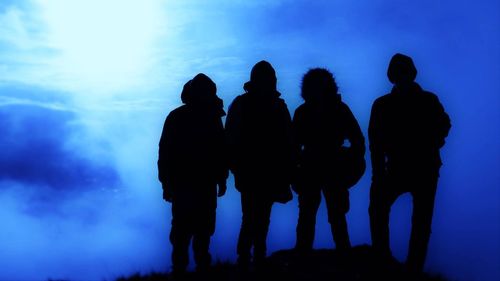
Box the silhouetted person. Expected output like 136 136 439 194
158 73 228 274
368 54 451 273
225 60 294 267
293 68 365 252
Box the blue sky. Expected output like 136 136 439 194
0 1 499 280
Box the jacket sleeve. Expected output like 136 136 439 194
368 99 386 182
280 101 295 177
280 101 294 159
216 117 229 184
343 104 365 158
224 97 243 173
157 113 176 188
432 95 451 148
292 107 304 167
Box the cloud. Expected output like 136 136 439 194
0 1 498 280
0 87 118 194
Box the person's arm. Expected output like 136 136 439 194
290 106 305 192
224 97 243 173
433 95 451 148
292 108 303 166
343 104 365 158
158 113 176 202
368 100 387 183
216 117 229 197
281 102 294 165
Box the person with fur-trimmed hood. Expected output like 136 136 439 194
368 53 451 273
292 68 365 252
158 73 228 274
225 60 294 267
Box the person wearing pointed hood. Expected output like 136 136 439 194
292 68 365 253
225 60 294 266
368 53 451 272
158 73 228 274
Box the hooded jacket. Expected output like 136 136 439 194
293 94 365 188
158 74 228 193
225 61 294 198
369 82 451 180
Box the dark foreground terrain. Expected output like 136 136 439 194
117 245 446 281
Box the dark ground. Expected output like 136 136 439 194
116 245 447 281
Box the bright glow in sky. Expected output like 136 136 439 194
39 0 166 93
1 0 170 98
0 1 499 281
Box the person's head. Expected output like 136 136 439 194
301 68 338 103
387 53 417 85
181 73 217 105
247 60 277 93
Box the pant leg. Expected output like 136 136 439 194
170 201 193 272
368 179 401 256
253 197 273 261
192 199 216 269
193 228 213 268
406 176 438 272
237 192 255 262
295 187 322 251
323 187 351 250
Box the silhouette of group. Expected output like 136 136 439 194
157 53 451 275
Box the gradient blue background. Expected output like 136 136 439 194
0 1 499 280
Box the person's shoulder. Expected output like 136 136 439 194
230 93 247 106
421 91 447 115
227 94 246 112
421 90 440 102
377 93 392 102
293 103 307 118
171 104 189 114
272 91 288 107
372 93 392 107
338 101 359 120
166 105 188 120
274 96 292 115
275 96 288 107
294 103 307 113
339 100 352 111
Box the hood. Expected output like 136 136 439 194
180 73 225 116
387 53 417 84
244 60 279 97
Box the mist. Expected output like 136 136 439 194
0 1 498 280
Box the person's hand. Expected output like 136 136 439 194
217 181 227 197
162 184 173 202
